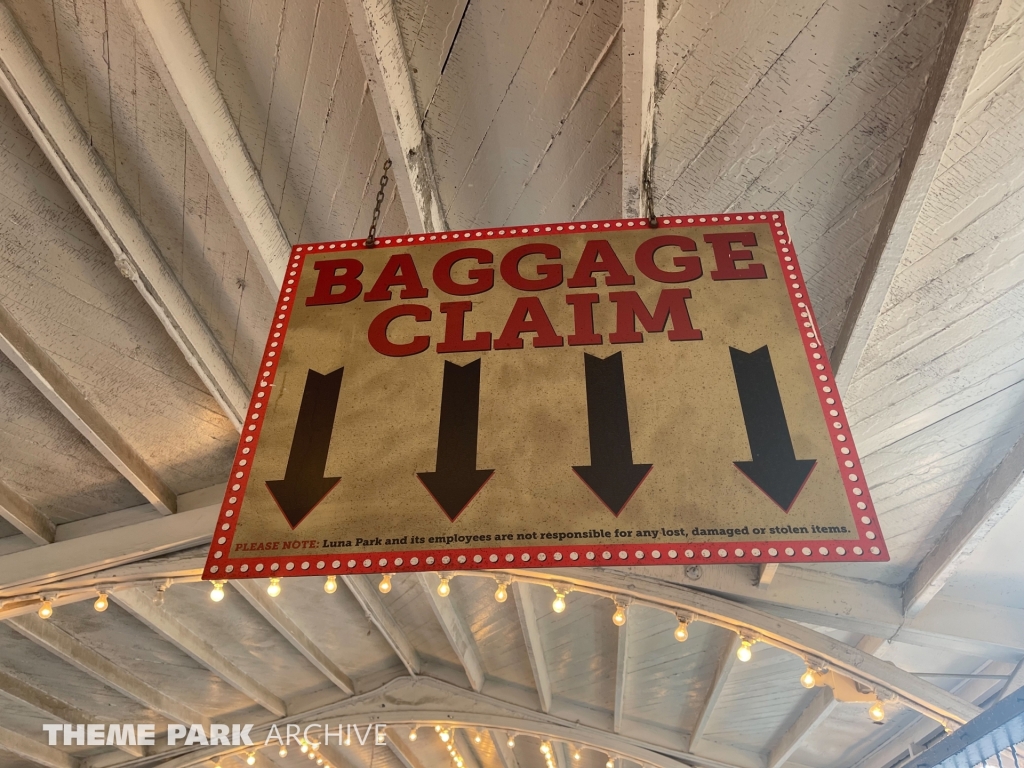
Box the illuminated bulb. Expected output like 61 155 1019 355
437 577 451 597
301 744 309 754
38 600 53 619
247 754 256 766
574 750 581 761
308 751 316 760
541 743 551 755
868 701 885 723
474 734 482 744
607 760 615 768
280 747 288 758
311 743 320 752
612 603 626 626
215 763 222 768
324 575 338 594
267 577 282 597
317 758 324 765
673 619 689 642
800 668 817 689
507 735 515 748
94 592 108 612
376 732 386 745
736 639 753 662
210 581 225 602
344 735 351 747
409 728 418 741
379 574 392 594
440 730 450 743
552 591 566 614
494 582 508 602
435 726 442 733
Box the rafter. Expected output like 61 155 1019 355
689 634 741 749
8 615 207 726
344 0 447 232
767 687 837 768
621 0 657 219
0 4 249 427
0 477 54 544
756 564 779 590
343 574 421 675
903 436 1024 618
387 731 428 768
113 586 287 716
231 580 355 694
454 729 484 768
119 0 289 292
614 604 630 734
491 731 520 768
416 572 486 692
0 724 78 768
512 582 552 713
0 302 176 515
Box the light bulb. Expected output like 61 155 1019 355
311 743 319 752
868 701 885 722
308 752 316 760
247 754 256 766
737 639 753 662
437 577 450 597
552 591 566 613
409 728 417 741
94 592 108 612
317 758 325 764
495 582 508 602
612 604 626 626
607 760 615 768
280 747 288 758
301 744 309 754
674 620 689 642
210 581 225 602
474 734 482 743
267 577 282 597
541 743 551 755
344 735 351 746
440 730 450 743
800 668 817 689
507 735 515 748
379 574 392 593
324 575 338 594
38 600 53 619
574 750 581 761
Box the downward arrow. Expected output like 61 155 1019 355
729 346 816 511
266 367 343 528
573 352 652 515
418 359 494 521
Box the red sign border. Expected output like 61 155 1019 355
203 212 887 581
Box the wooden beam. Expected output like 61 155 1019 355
0 4 249 427
454 729 484 768
342 574 421 675
831 0 999 390
112 587 287 716
0 477 54 544
999 659 1024 701
232 580 355 694
344 0 447 232
756 563 779 590
387 731 428 768
119 0 288 292
614 605 630 734
904 436 1024 618
689 634 741 749
512 582 553 713
0 724 78 768
767 687 838 768
491 731 520 768
0 302 176 515
621 0 657 218
416 573 486 692
8 615 207 726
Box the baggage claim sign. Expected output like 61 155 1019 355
203 213 887 581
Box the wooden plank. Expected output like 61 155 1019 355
621 0 656 218
232 580 355 694
767 687 838 768
8 615 208 727
344 0 447 233
416 572 486 692
689 634 741 748
0 724 78 768
388 732 428 768
614 606 630 734
343 574 421 675
0 477 54 544
112 587 287 716
756 564 778 590
491 731 520 768
512 582 552 713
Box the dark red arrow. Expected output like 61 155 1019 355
729 346 816 511
418 359 494 521
266 367 343 528
573 352 652 515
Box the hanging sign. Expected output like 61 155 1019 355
203 213 887 581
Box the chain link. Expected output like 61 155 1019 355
643 168 658 229
365 158 393 248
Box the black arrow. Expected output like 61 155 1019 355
418 359 494 521
573 352 652 515
729 346 816 511
266 367 344 528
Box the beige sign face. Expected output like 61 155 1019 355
203 213 887 581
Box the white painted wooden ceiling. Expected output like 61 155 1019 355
0 3 1023 768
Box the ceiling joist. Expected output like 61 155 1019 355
620 0 657 219
512 582 553 714
416 572 486 693
689 634 741 749
0 478 54 545
343 574 421 676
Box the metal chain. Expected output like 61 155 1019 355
365 158 393 248
643 168 658 229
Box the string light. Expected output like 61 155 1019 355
474 733 482 743
800 668 817 689
317 758 325 765
736 637 754 662
379 574 392 594
301 743 309 754
308 751 316 760
612 603 626 626
540 743 551 755
573 748 581 761
440 729 450 743
606 759 615 768
210 581 226 602
552 590 567 614
674 617 689 642
324 575 338 594
494 581 508 603
409 727 418 741
246 753 256 765
343 733 351 746
94 592 108 612
868 700 885 722
435 726 442 732
279 747 288 758
437 576 451 597
267 577 282 597
507 734 515 748
38 599 53 619
376 730 386 745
